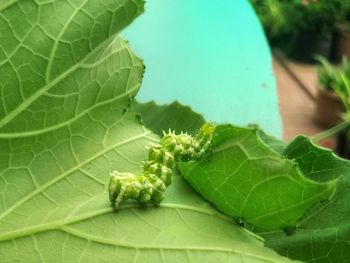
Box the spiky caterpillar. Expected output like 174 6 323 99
109 123 216 209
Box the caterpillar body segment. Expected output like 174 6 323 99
108 123 216 209
109 171 166 208
143 161 173 186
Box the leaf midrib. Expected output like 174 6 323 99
0 0 16 12
0 83 140 138
0 30 130 129
0 203 230 241
0 203 285 262
61 225 285 263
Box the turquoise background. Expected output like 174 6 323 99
123 0 282 138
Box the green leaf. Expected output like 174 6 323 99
262 136 350 263
0 174 296 263
0 0 144 132
256 129 287 155
179 125 337 231
0 0 147 241
0 2 296 262
134 100 205 136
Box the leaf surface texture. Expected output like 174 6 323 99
179 125 337 231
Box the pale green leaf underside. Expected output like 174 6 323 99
0 1 296 262
0 0 146 233
179 125 336 231
0 175 297 263
0 0 144 133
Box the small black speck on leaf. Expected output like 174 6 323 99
282 226 296 236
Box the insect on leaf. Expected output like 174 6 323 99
0 1 298 262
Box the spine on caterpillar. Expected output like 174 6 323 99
108 123 216 209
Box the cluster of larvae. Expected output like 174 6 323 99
108 123 216 209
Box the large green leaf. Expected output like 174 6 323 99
0 173 297 262
0 1 297 262
179 125 337 231
262 136 350 263
0 0 146 235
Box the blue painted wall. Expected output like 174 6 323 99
123 0 283 137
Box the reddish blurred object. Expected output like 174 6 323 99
334 30 350 63
319 137 337 151
315 89 343 128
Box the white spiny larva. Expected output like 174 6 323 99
108 122 216 209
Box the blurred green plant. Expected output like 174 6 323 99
313 56 350 143
250 0 287 38
250 0 349 39
316 56 350 111
338 5 350 32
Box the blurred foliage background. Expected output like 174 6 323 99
250 0 350 62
